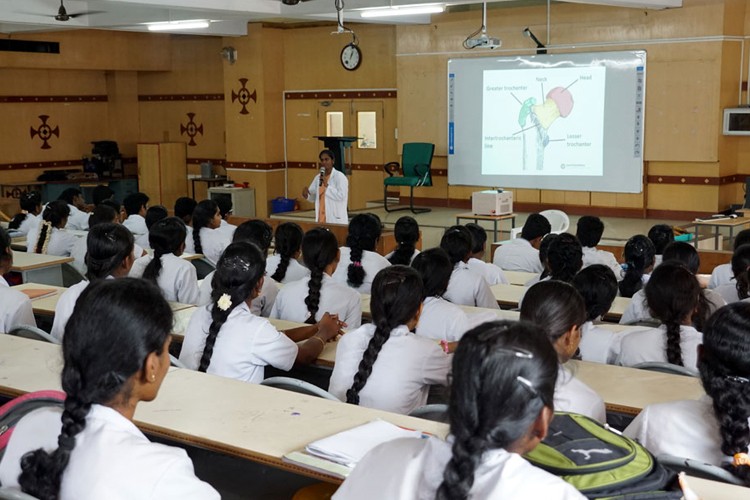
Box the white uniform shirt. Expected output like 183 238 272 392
197 227 232 266
624 396 737 466
135 231 151 250
64 204 89 231
619 289 725 325
70 235 88 275
581 246 623 280
16 213 41 236
0 277 36 332
129 254 200 305
26 226 76 256
555 364 607 423
415 296 471 342
122 214 147 236
714 282 740 304
217 219 236 239
493 238 543 273
271 274 361 328
179 302 297 383
328 324 451 414
467 257 509 285
184 226 196 254
50 279 91 340
444 262 499 309
198 270 278 317
333 436 585 500
578 321 621 364
0 405 219 500
331 247 391 294
305 169 349 224
708 263 732 289
617 324 702 371
384 248 420 264
266 254 310 284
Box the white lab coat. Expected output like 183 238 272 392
577 321 626 365
708 263 732 289
333 436 585 500
306 168 349 224
414 296 471 342
444 262 500 309
129 253 200 305
467 257 509 286
581 246 623 281
50 279 91 340
0 405 219 500
266 254 310 284
64 204 89 231
15 213 41 236
122 214 147 236
555 363 607 423
619 288 726 326
493 238 544 273
0 277 36 332
328 324 451 414
198 270 278 317
714 282 741 304
384 248 420 264
179 301 298 383
184 226 196 254
270 274 361 329
135 231 151 250
331 247 391 295
197 227 232 266
69 235 88 275
26 226 76 256
616 324 702 371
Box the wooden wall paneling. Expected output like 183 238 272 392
284 99 319 163
396 55 447 152
137 143 187 209
225 169 285 219
287 168 315 211
0 68 105 95
262 27 286 163
138 36 225 95
105 71 139 158
138 101 225 158
647 183 718 213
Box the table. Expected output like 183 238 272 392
12 283 67 317
11 253 74 286
455 212 515 242
683 475 750 500
191 176 228 199
502 270 537 286
692 216 750 250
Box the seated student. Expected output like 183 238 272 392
715 244 750 304
58 188 90 231
647 224 674 268
465 223 509 285
191 199 231 265
26 200 76 257
0 227 36 331
617 262 703 371
524 233 556 287
174 197 198 254
0 279 219 499
101 199 146 261
493 213 550 273
215 196 237 238
135 205 169 250
70 204 119 275
385 216 420 265
618 234 655 298
328 266 452 414
440 226 499 309
576 215 622 279
271 227 361 328
545 233 583 283
572 265 620 364
520 280 607 422
179 242 339 382
709 229 750 289
333 320 585 500
624 302 750 482
50 223 134 340
122 192 150 236
91 184 114 206
8 191 42 236
332 213 391 294
267 222 310 284
129 218 199 305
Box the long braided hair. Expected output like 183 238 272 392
619 234 655 298
9 191 41 231
18 278 172 500
271 222 303 283
302 228 339 325
388 216 419 265
191 200 218 255
346 213 382 288
346 266 424 405
34 200 70 254
143 217 187 283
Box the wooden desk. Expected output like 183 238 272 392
11 253 74 286
12 283 67 317
692 217 750 250
455 212 515 242
502 270 537 286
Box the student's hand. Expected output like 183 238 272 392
302 186 310 198
317 313 340 342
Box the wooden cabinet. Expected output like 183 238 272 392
137 143 187 209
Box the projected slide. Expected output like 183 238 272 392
481 66 606 176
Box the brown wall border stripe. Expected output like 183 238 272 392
647 174 747 186
0 95 108 103
187 158 226 166
285 90 396 100
225 161 285 171
138 94 225 102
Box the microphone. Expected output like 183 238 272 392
319 166 325 186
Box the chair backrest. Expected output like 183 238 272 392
539 209 570 234
409 404 448 422
261 376 340 401
658 454 745 486
192 257 216 280
633 362 698 377
401 143 435 187
169 354 187 368
0 488 41 500
61 262 86 287
7 325 60 345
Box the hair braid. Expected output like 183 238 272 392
304 268 324 325
198 303 234 372
664 321 684 366
143 251 165 283
436 436 487 500
272 254 292 282
35 221 52 254
346 314 393 405
347 235 366 288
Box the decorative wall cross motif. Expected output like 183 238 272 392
30 115 60 149
180 112 204 146
231 78 257 115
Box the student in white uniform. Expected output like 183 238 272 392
121 192 149 237
174 197 198 254
215 196 237 239
228 220 278 316
101 199 146 261
617 262 703 371
618 234 655 298
520 280 607 422
465 222 509 285
545 232 583 283
191 199 231 266
329 266 451 414
493 213 550 273
624 302 750 484
709 229 750 289
0 278 219 500
440 226 499 309
129 218 199 305
647 224 674 268
714 244 750 304
134 205 168 250
179 242 340 382
0 228 36 331
332 213 390 294
267 222 309 284
302 149 349 224
27 200 76 257
334 320 585 500
8 191 42 236
576 215 622 279
57 188 90 231
271 227 361 328
385 216 420 265
51 224 134 340
572 265 621 364
70 204 119 276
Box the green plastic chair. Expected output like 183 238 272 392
383 142 435 214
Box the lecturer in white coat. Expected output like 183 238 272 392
303 149 348 224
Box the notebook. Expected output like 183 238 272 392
19 288 57 300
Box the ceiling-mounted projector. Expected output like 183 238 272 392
464 34 501 49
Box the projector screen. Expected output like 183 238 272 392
448 51 646 193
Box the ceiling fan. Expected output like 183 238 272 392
53 0 102 22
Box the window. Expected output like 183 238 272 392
357 111 377 149
326 112 344 136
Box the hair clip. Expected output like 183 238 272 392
495 347 534 359
734 453 750 467
516 376 539 398
726 375 750 384
217 293 232 311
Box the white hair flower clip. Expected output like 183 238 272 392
217 293 232 311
